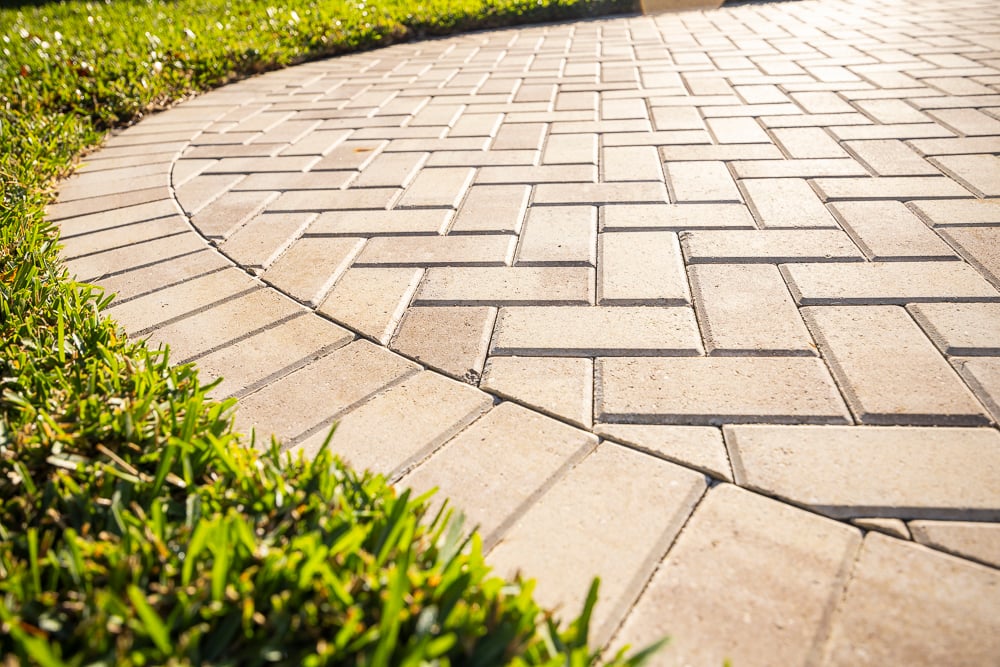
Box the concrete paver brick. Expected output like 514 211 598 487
665 161 742 203
812 175 974 201
414 266 594 305
447 113 503 138
782 261 1000 304
481 356 593 427
801 305 990 425
543 133 598 164
927 107 1000 135
279 129 352 156
191 190 278 240
907 303 1000 355
262 237 363 305
231 171 355 191
352 151 429 188
850 518 911 540
310 139 388 171
600 203 755 231
492 123 548 150
930 154 1000 197
269 188 400 213
390 306 496 382
450 184 530 234
307 209 452 236
174 174 244 215
650 106 705 131
828 122 955 141
660 143 783 161
396 167 476 209
293 371 492 477
730 158 868 178
822 533 1000 666
741 178 839 228
689 263 817 356
603 130 711 146
145 288 302 363
601 146 663 182
597 357 850 425
682 229 862 263
853 98 932 124
234 340 418 444
59 215 188 261
843 139 941 176
771 127 849 158
907 136 1000 156
198 313 353 399
533 181 668 205
488 444 706 646
829 200 958 260
355 234 515 267
476 165 597 184
90 250 228 304
107 268 257 336
789 90 855 113
952 357 1000 424
595 424 732 481
492 305 701 356
909 198 1000 227
219 212 314 269
705 116 770 143
318 266 422 343
909 520 1000 569
398 402 597 546
726 424 1000 519
516 205 596 266
426 150 538 167
936 227 1000 287
612 484 860 667
598 231 689 305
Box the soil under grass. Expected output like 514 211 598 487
0 0 659 664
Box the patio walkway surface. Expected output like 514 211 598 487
52 0 1000 662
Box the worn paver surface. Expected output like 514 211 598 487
54 0 1000 662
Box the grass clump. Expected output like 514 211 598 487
0 0 652 663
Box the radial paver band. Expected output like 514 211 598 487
54 0 1000 662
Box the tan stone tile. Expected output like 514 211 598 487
595 423 731 480
481 356 592 427
909 520 1000 568
390 306 496 382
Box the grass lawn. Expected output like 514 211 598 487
0 0 657 664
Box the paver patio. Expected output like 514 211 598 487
53 0 1000 662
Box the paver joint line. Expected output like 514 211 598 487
54 0 1000 662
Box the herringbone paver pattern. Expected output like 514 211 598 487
54 0 1000 662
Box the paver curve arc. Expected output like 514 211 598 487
54 0 1000 662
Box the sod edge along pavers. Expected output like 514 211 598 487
51 0 1000 663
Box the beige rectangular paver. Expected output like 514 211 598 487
726 425 1000 519
234 340 418 444
352 151 429 188
293 371 491 476
801 305 990 425
318 266 423 343
219 212 314 269
107 268 257 336
595 423 731 481
812 176 974 201
665 161 742 203
612 484 860 667
191 190 278 240
542 133 598 164
909 520 1000 569
488 444 707 646
927 108 1000 136
390 306 496 381
492 123 547 150
600 203 755 231
262 237 363 305
516 206 596 266
830 201 958 260
597 357 850 425
690 264 817 356
481 356 593 428
449 184 530 234
931 154 1000 197
492 305 702 356
197 314 353 399
771 127 849 158
476 165 597 184
844 139 941 176
354 234 515 267
781 262 1000 304
398 402 597 546
823 533 1000 666
601 145 663 182
598 232 689 305
414 266 594 305
730 159 868 178
533 181 668 205
269 188 400 212
705 117 771 144
909 199 1000 227
740 178 839 228
907 303 1000 355
396 167 475 208
682 229 863 263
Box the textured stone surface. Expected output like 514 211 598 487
487 444 706 646
612 484 861 667
595 423 732 480
802 306 989 425
726 425 1000 520
909 521 1000 568
481 356 593 427
907 303 1000 355
822 533 1000 666
390 306 496 382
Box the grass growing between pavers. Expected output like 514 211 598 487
0 0 652 663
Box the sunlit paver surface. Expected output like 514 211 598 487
54 0 1000 662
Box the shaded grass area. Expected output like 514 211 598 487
0 0 656 663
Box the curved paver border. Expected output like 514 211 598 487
54 2 1000 663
